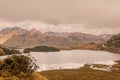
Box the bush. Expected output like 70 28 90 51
0 55 38 76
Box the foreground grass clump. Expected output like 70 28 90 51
41 63 120 80
0 55 47 80
23 46 60 53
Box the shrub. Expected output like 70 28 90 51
0 55 38 76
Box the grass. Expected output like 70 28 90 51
40 62 120 80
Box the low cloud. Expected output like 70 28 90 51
0 0 120 34
0 20 119 35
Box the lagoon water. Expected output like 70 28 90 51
26 50 120 71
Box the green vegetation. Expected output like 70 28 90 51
40 62 120 80
0 55 46 80
23 46 60 53
0 46 21 56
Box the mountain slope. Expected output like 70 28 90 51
0 27 26 44
67 32 105 43
45 32 106 43
99 34 112 40
4 29 77 48
105 33 120 48
0 27 107 48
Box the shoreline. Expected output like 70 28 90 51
37 60 117 72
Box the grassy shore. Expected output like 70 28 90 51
40 61 120 80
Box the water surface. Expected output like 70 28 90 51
1 50 120 71
27 50 120 71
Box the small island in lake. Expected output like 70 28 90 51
23 46 60 53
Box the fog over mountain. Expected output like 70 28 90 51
0 0 120 34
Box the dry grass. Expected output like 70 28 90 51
40 62 120 80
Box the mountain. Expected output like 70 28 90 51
3 28 77 48
105 33 120 48
99 34 112 40
44 32 71 38
45 32 106 43
0 27 26 35
0 27 27 44
67 32 105 43
0 27 107 48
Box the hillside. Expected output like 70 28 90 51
0 27 107 48
0 45 21 56
105 33 120 48
3 28 77 48
0 27 26 44
41 61 120 80
99 34 112 40
45 32 106 43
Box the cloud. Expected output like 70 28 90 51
0 0 120 34
0 20 120 35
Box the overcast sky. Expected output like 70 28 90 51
0 0 120 34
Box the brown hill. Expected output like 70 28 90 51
0 27 26 44
4 29 77 48
0 27 107 48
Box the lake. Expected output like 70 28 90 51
1 49 120 71
24 50 120 71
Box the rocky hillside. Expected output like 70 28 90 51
105 33 120 48
99 34 112 41
0 27 107 48
0 27 26 44
3 28 76 48
45 32 106 43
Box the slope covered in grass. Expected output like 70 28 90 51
41 61 120 80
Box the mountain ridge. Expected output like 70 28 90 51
0 27 108 48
